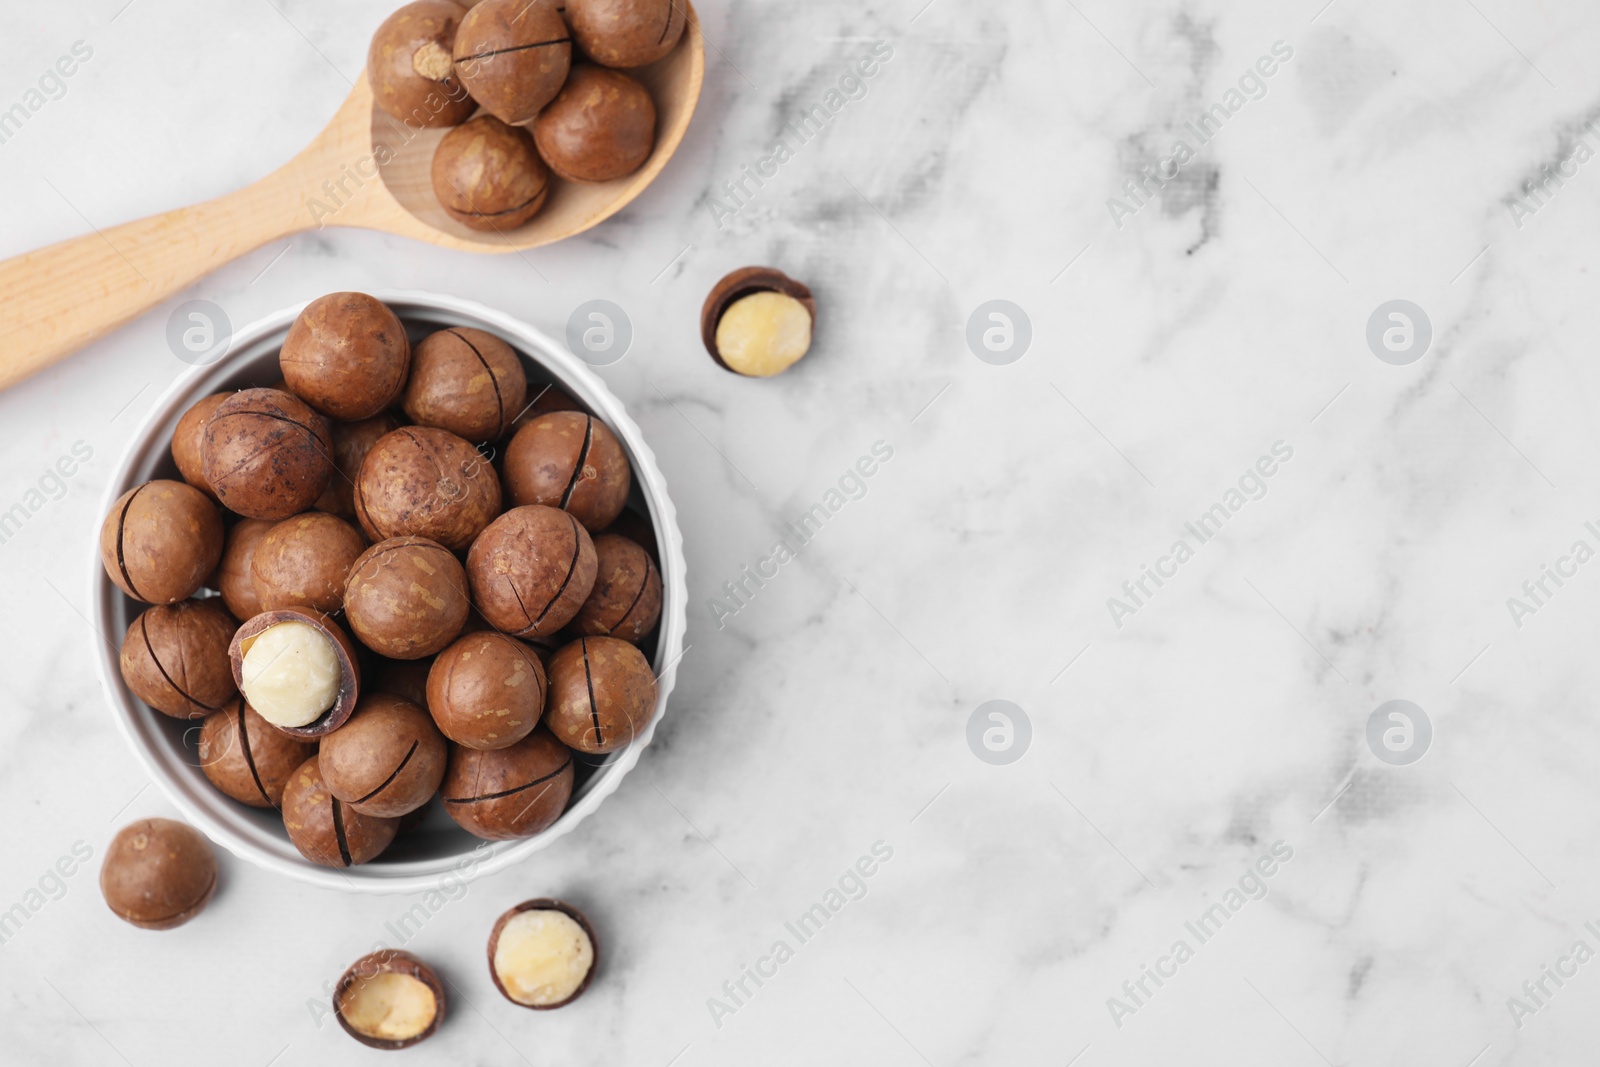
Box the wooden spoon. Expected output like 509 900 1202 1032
0 3 704 392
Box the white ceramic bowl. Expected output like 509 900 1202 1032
92 292 686 894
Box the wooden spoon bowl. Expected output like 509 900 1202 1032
0 3 704 391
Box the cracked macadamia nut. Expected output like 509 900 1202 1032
433 116 551 231
426 631 546 749
319 694 448 817
251 512 366 614
402 327 528 442
572 533 660 641
356 426 502 551
279 293 412 421
315 413 401 518
488 900 596 1009
701 267 816 377
198 701 317 808
532 65 656 183
335 950 445 1050
564 0 686 68
282 755 399 867
171 392 231 498
217 518 273 620
100 480 224 605
119 599 239 720
230 609 360 736
369 0 477 129
452 0 572 126
201 388 335 520
100 818 217 930
345 536 470 659
545 636 656 753
441 726 573 839
503 412 631 530
466 505 597 638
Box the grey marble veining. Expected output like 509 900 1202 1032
2 0 1599 1064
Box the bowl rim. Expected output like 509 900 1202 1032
91 290 688 894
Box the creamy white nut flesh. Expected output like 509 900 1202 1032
338 972 436 1041
493 910 594 1006
715 291 812 377
240 621 340 728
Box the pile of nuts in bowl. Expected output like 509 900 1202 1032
101 291 663 868
369 0 684 229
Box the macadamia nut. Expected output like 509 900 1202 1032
493 910 594 1006
715 291 813 377
341 971 438 1041
240 621 342 728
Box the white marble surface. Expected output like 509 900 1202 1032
3 0 1600 1063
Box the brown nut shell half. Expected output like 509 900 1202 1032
315 413 402 518
228 608 362 739
531 65 656 183
466 505 597 638
432 116 551 232
217 518 274 620
440 727 573 839
368 0 477 128
99 480 225 605
486 898 598 1010
279 293 412 421
119 599 239 720
335 949 447 1050
426 630 546 749
171 392 231 498
564 0 686 68
319 693 449 817
452 0 572 126
502 412 631 531
544 636 657 754
571 533 660 642
99 818 218 930
251 512 367 614
355 426 502 551
402 326 529 443
281 755 400 867
198 699 317 808
700 267 817 373
200 388 336 520
345 536 471 659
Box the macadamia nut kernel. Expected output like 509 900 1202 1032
240 621 342 728
715 291 813 377
493 910 594 1006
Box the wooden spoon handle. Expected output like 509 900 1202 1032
0 174 312 392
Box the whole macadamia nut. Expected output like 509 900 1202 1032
487 900 597 1009
198 701 317 808
564 0 686 68
572 533 660 642
426 631 546 749
319 694 448 817
466 505 597 638
545 636 656 753
280 293 412 421
433 116 551 231
402 327 528 442
171 392 231 498
282 755 399 867
533 65 656 183
217 518 274 621
100 480 224 604
201 388 335 520
369 0 477 128
251 512 366 614
355 426 502 551
119 599 239 719
315 412 402 518
345 536 471 659
452 0 572 126
503 411 631 530
100 818 217 930
440 727 573 839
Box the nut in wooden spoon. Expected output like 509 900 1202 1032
0 3 703 393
